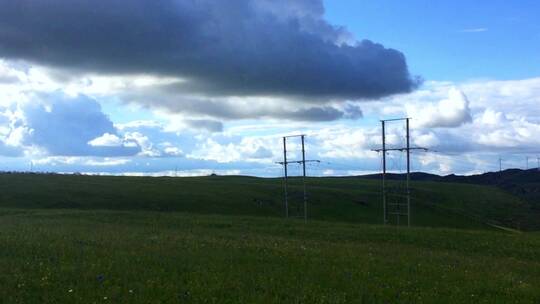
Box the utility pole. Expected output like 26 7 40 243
278 135 319 221
382 121 387 224
406 118 411 227
373 118 427 227
526 156 529 170
301 135 307 223
283 137 289 218
499 157 502 173
537 156 540 171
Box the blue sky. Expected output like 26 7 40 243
325 0 540 81
0 0 539 176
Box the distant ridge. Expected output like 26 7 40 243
360 169 540 209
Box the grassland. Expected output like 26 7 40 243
1 209 540 303
0 173 533 229
0 173 539 303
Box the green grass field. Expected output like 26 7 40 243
2 209 540 303
1 173 539 303
0 173 534 229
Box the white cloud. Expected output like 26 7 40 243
408 88 472 128
461 77 540 120
413 132 440 148
476 118 540 148
163 146 183 157
116 120 163 131
461 28 488 33
478 109 506 125
88 133 123 147
315 127 379 159
85 158 131 166
124 132 160 157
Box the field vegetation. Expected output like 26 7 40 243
0 173 539 303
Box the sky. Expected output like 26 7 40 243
0 0 539 177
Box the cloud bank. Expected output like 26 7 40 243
0 0 418 102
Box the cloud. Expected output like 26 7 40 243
2 49 540 176
475 112 540 149
0 141 22 157
461 28 488 33
478 109 505 125
0 60 22 85
123 132 159 157
22 94 141 156
85 158 131 166
315 127 378 159
163 146 183 157
189 135 281 163
408 88 472 128
184 119 223 133
350 79 540 158
117 121 200 157
1 52 367 123
0 0 418 101
249 146 273 159
460 78 540 121
413 132 440 147
126 91 364 121
88 133 124 147
1 93 141 157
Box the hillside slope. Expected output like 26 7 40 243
0 173 534 230
363 169 540 206
443 169 540 209
362 169 540 229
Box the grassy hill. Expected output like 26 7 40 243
1 209 539 303
1 173 540 302
0 172 535 230
442 169 540 212
365 169 540 219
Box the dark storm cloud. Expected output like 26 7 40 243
0 0 418 100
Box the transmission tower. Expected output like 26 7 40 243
277 135 320 222
373 118 427 227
